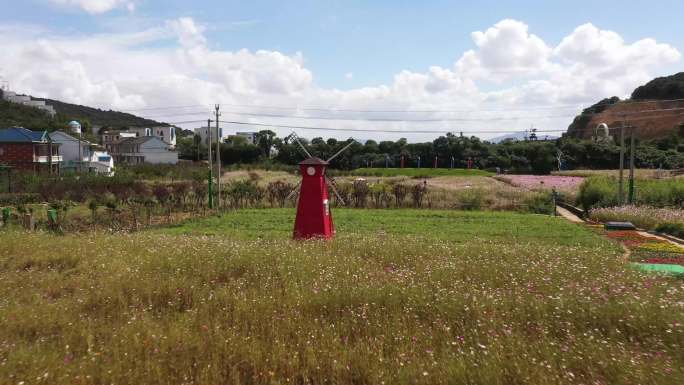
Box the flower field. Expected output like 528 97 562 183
349 168 493 177
590 206 684 230
1 210 683 384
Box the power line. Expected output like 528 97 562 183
219 110 578 122
124 97 684 116
161 106 684 137
123 104 208 112
217 120 558 134
145 105 684 124
216 97 684 113
140 111 212 119
217 102 584 114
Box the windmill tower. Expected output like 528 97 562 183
288 133 355 240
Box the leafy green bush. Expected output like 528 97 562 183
522 193 555 215
579 175 684 211
635 178 684 207
453 188 484 211
577 176 618 211
0 193 41 206
655 222 684 238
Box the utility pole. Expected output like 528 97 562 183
48 134 53 175
618 120 625 205
628 125 636 204
78 129 82 174
215 104 222 210
207 119 214 209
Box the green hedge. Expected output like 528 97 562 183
0 193 41 206
655 222 684 238
578 176 684 211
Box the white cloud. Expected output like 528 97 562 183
456 19 552 79
345 72 353 80
167 17 206 48
0 18 680 140
49 0 136 14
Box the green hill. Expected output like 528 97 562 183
0 91 164 132
567 73 684 139
632 72 684 100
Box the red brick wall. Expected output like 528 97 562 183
0 143 35 171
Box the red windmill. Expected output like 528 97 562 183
288 134 355 240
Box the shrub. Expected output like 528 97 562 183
392 183 409 207
171 182 191 208
152 184 171 206
226 180 261 208
453 188 484 211
635 178 684 207
192 180 208 209
521 193 554 215
577 176 619 211
0 193 41 206
578 176 684 210
87 199 99 222
655 222 684 238
327 181 351 207
411 182 427 208
369 183 390 208
352 179 370 208
267 181 294 208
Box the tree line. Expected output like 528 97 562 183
176 129 684 174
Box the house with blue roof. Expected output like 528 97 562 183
0 127 61 173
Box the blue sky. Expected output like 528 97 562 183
1 0 682 140
4 0 683 88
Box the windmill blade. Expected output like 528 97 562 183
326 177 346 206
326 139 357 163
291 132 312 158
286 181 302 201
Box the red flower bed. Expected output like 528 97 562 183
623 239 650 247
606 231 659 242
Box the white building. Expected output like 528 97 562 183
49 131 115 175
111 136 178 165
127 126 177 148
102 130 137 153
1 90 56 116
195 126 227 146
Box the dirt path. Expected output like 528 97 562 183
555 206 584 224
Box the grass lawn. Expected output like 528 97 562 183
350 167 493 177
1 210 683 384
159 208 600 247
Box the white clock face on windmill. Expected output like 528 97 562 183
306 167 316 176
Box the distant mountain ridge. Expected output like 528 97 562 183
567 73 684 140
488 131 558 143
